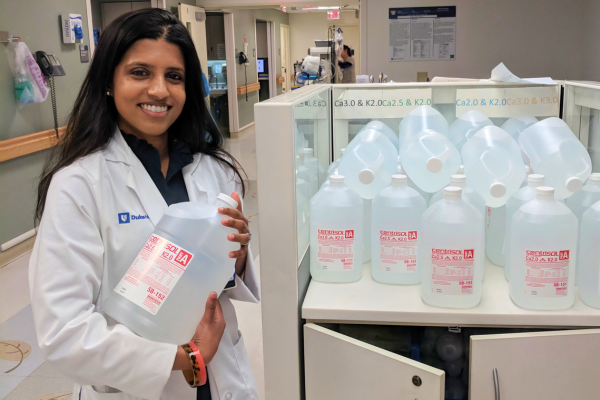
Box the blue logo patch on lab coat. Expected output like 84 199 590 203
118 212 130 224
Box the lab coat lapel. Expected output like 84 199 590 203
183 153 214 204
107 131 168 226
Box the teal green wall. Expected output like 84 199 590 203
0 0 92 245
230 8 288 128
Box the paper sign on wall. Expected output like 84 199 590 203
389 7 456 62
456 87 560 118
334 88 433 119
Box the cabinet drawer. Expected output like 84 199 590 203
470 328 600 400
304 323 444 400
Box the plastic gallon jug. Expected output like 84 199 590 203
103 194 240 344
326 148 345 178
428 175 486 217
399 106 449 149
508 187 578 310
577 201 600 308
310 175 364 282
485 205 505 267
436 332 463 361
504 175 547 280
462 126 526 207
501 115 539 165
399 129 461 194
448 110 494 153
519 117 592 199
302 148 326 184
338 129 397 199
297 176 311 260
359 120 400 151
421 187 484 308
398 161 430 203
566 173 600 221
371 175 427 284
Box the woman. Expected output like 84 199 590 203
29 9 259 400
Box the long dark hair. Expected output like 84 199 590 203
35 8 245 222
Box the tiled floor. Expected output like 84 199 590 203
0 127 264 400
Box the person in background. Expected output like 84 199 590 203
338 44 356 84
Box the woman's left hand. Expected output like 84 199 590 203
219 191 250 275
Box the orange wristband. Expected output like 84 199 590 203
181 342 207 387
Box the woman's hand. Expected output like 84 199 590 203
173 292 225 370
218 191 251 276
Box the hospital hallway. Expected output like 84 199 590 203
0 127 266 400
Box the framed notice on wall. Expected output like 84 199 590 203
389 6 456 62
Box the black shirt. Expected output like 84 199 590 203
122 131 212 399
122 131 194 206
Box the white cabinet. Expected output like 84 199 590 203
255 83 600 400
470 329 600 399
304 324 444 400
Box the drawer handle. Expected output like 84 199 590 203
493 368 500 400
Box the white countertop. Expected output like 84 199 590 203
302 258 600 327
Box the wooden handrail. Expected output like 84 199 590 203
237 82 261 95
0 127 65 162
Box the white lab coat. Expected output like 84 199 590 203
29 129 260 400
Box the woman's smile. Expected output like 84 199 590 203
139 102 172 118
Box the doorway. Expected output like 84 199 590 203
280 24 290 93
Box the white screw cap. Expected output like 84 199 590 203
490 182 507 198
589 173 600 181
359 169 375 184
444 186 462 201
217 193 239 209
566 176 583 192
302 148 314 156
392 174 408 186
536 186 554 200
525 165 533 174
426 157 443 173
330 175 345 186
528 174 545 184
450 174 466 184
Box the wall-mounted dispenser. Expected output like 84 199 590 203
61 14 83 44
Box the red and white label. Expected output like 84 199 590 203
524 249 569 297
379 230 418 273
430 248 474 295
113 234 194 315
317 228 355 271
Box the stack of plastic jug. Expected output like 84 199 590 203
398 105 449 149
310 175 364 283
462 126 526 207
297 174 311 260
103 194 240 344
448 110 493 153
298 152 318 199
371 175 427 285
500 115 539 164
397 159 430 202
420 187 484 308
504 174 545 280
519 118 592 199
338 129 397 199
577 200 600 308
358 120 400 151
428 174 486 217
399 129 461 193
508 187 578 310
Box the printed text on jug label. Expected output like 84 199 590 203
379 230 418 273
317 229 355 271
114 234 194 315
430 248 474 295
525 250 569 297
